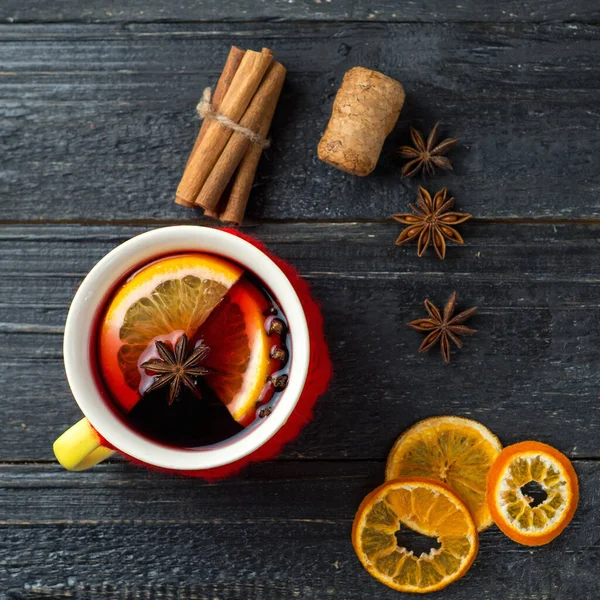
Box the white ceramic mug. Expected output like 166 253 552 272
53 226 310 472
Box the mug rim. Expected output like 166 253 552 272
63 225 310 470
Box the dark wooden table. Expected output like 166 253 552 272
1 2 599 598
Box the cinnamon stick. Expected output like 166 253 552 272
220 74 285 226
196 62 286 212
176 48 273 207
203 207 221 218
175 46 245 207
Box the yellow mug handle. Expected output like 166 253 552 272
53 418 116 471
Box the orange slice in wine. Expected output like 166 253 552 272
199 278 280 425
98 253 243 412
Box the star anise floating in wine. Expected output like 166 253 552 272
141 334 211 405
397 122 458 178
408 292 477 364
393 186 471 259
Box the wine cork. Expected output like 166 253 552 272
318 67 405 176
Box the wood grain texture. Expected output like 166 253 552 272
1 23 599 221
1 0 599 24
1 6 600 599
1 461 599 599
0 223 598 461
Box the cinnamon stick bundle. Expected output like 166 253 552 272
196 62 286 213
175 46 285 225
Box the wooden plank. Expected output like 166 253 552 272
0 223 598 461
1 0 598 24
1 461 598 599
0 1 348 24
2 222 600 325
1 23 599 221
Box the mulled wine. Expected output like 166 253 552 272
95 252 290 448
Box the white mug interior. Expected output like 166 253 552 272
63 226 310 470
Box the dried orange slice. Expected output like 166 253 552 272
486 441 578 546
386 416 502 531
198 278 278 425
99 253 242 412
352 478 478 593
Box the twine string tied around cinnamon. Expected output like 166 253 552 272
196 87 271 149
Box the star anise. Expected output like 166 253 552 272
141 334 210 405
397 122 458 178
392 186 471 259
408 292 477 364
